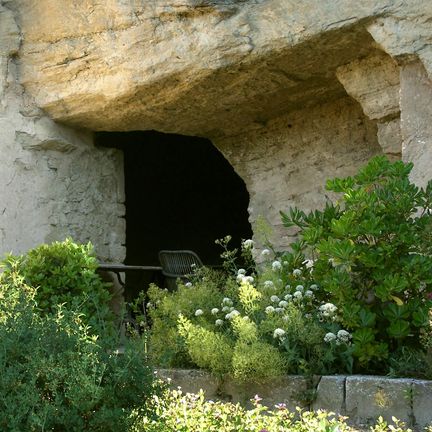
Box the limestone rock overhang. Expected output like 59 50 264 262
15 0 432 138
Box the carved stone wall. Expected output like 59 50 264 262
215 97 381 250
0 5 125 261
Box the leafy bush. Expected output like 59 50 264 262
147 242 341 381
1 238 114 332
134 389 412 432
0 262 160 432
280 156 432 371
147 156 432 379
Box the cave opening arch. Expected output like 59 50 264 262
96 130 252 279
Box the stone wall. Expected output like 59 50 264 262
215 97 381 251
0 5 125 261
158 369 432 431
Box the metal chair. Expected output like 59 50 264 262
158 250 203 290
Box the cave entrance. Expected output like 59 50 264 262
96 131 252 294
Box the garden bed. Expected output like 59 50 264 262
157 369 432 431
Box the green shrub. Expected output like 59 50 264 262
134 389 412 432
0 263 160 432
146 267 234 368
147 156 432 380
1 238 113 332
148 241 352 381
280 156 432 371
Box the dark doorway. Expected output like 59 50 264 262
95 131 252 269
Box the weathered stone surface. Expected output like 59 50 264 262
156 369 221 399
157 370 432 430
312 375 346 414
400 61 432 188
0 5 125 261
367 15 432 79
157 369 309 411
0 5 20 110
336 53 400 121
377 119 402 159
345 376 413 426
336 52 402 159
220 375 309 411
3 0 432 264
14 0 432 138
215 97 381 252
412 379 432 430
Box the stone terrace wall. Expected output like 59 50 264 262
0 5 125 261
158 369 432 431
215 97 381 251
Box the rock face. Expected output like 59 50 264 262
1 0 432 259
0 4 125 261
14 0 430 137
215 97 380 250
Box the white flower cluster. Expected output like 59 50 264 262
272 260 282 271
243 239 254 249
273 328 286 339
265 305 275 314
336 329 351 343
292 268 302 276
293 291 302 300
266 290 299 314
263 280 275 289
202 297 237 326
287 284 314 302
222 297 233 306
324 332 336 343
319 303 338 318
324 329 351 344
236 268 254 284
225 309 240 320
261 249 271 257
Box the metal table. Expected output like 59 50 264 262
97 263 163 302
97 263 162 284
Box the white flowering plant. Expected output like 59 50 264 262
146 239 354 380
145 157 432 380
215 235 256 276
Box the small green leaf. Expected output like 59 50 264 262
387 320 410 339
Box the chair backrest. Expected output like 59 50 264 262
158 250 203 279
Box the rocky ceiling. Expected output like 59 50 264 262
14 0 432 138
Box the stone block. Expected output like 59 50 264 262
336 53 400 121
312 375 346 414
377 119 402 158
400 61 432 188
220 375 310 411
156 369 221 400
345 376 413 427
412 379 432 430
